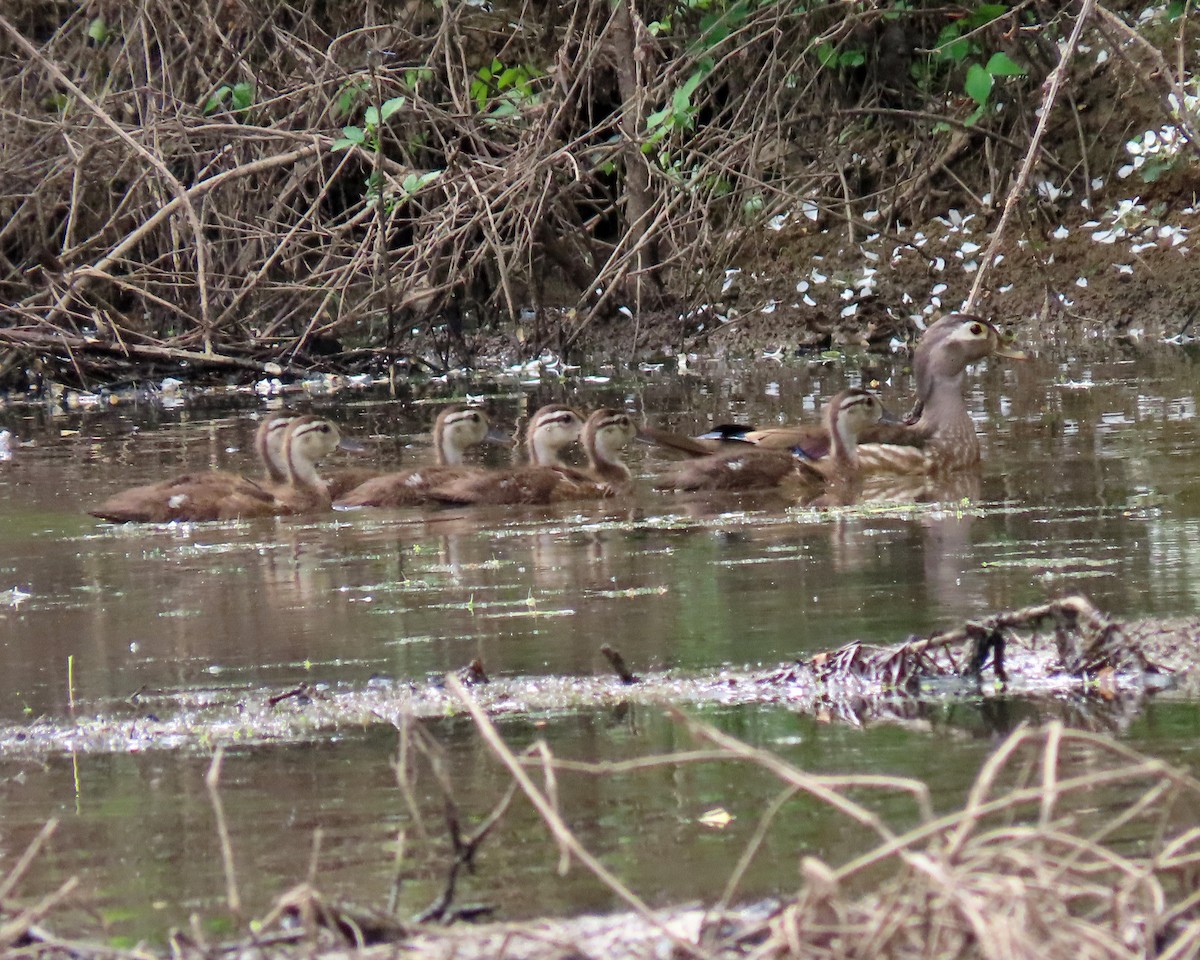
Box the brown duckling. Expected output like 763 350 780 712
655 389 886 493
334 405 493 508
428 406 636 505
89 416 351 522
255 413 379 501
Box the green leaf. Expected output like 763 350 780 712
336 90 356 117
933 24 969 63
964 63 993 106
231 82 253 112
330 138 357 151
963 102 987 127
87 16 109 43
340 126 366 144
679 68 707 99
985 52 1026 77
645 106 671 130
381 97 405 121
967 4 1008 26
364 106 379 126
203 86 230 115
817 42 837 67
840 50 865 68
469 79 488 110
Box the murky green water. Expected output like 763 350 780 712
3 345 1200 942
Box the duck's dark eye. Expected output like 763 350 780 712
969 323 984 336
319 424 331 433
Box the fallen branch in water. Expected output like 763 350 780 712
792 594 1156 691
0 326 306 379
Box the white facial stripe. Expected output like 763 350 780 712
946 321 989 343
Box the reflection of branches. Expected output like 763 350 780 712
390 713 518 924
451 680 1200 959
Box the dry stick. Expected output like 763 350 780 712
46 143 318 330
0 820 59 902
963 0 1096 313
0 15 214 344
715 784 799 915
445 676 714 960
205 746 242 916
667 706 933 833
0 327 303 377
1091 3 1200 154
0 876 80 950
213 148 359 330
839 728 1198 883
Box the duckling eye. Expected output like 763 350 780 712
969 322 984 336
319 424 331 433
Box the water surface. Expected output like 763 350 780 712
2 344 1200 941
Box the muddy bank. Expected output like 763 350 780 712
3 3 1197 389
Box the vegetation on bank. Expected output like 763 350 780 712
0 1 1197 388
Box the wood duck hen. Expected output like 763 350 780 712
428 406 636 505
334 405 493 508
90 416 351 522
644 314 1023 474
655 388 886 493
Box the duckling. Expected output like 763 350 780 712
255 413 379 501
655 389 886 493
89 416 350 522
334 405 493 508
427 406 636 505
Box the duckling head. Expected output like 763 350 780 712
435 405 491 465
526 405 584 465
584 409 638 464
